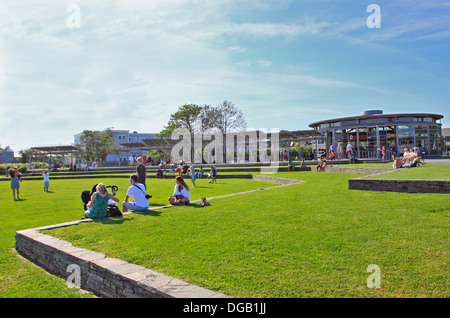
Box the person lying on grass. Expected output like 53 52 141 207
83 183 119 219
168 176 190 206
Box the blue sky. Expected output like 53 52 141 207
1 0 449 152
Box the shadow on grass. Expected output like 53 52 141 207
141 210 164 217
98 217 134 225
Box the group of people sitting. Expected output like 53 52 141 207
288 159 306 171
162 162 217 183
82 160 220 220
393 147 424 169
83 173 194 220
69 162 96 172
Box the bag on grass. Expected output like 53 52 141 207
107 204 122 217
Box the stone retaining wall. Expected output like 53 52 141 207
323 166 393 175
252 174 302 185
15 226 229 298
348 177 450 193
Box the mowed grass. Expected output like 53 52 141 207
368 163 450 180
0 176 273 297
41 170 450 298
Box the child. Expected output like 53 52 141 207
300 159 306 168
189 163 196 187
209 165 217 183
42 170 50 192
197 167 204 179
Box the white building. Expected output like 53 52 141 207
74 130 156 164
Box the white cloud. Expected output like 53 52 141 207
228 46 247 52
0 0 448 151
257 60 272 67
226 21 331 38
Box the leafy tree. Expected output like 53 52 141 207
211 100 247 135
158 101 247 137
156 120 182 139
76 128 119 164
18 148 35 163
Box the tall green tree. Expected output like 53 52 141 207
76 128 119 164
211 100 247 135
158 101 247 137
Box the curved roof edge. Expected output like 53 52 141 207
308 112 444 128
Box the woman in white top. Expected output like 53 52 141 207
168 176 190 206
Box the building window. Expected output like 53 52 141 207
340 120 356 127
359 118 375 125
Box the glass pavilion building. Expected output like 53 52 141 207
309 110 444 158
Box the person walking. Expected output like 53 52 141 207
9 167 21 200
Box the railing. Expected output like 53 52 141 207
358 149 394 160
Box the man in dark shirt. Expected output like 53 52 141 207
136 157 147 190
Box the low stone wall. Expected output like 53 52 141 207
15 226 229 298
348 177 450 193
252 174 302 185
323 166 393 175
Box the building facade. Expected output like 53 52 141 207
74 130 156 163
0 150 16 164
443 128 450 155
309 110 444 158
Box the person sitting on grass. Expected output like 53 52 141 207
317 158 326 172
83 183 119 219
348 152 358 164
168 176 190 206
300 159 306 168
413 147 424 166
410 155 420 167
288 159 295 172
122 174 150 213
393 157 403 169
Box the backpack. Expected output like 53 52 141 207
107 204 122 217
81 190 91 211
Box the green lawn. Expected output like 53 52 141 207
0 176 273 297
40 170 449 298
368 164 450 180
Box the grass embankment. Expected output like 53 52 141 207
42 170 449 298
0 176 273 297
368 164 450 180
